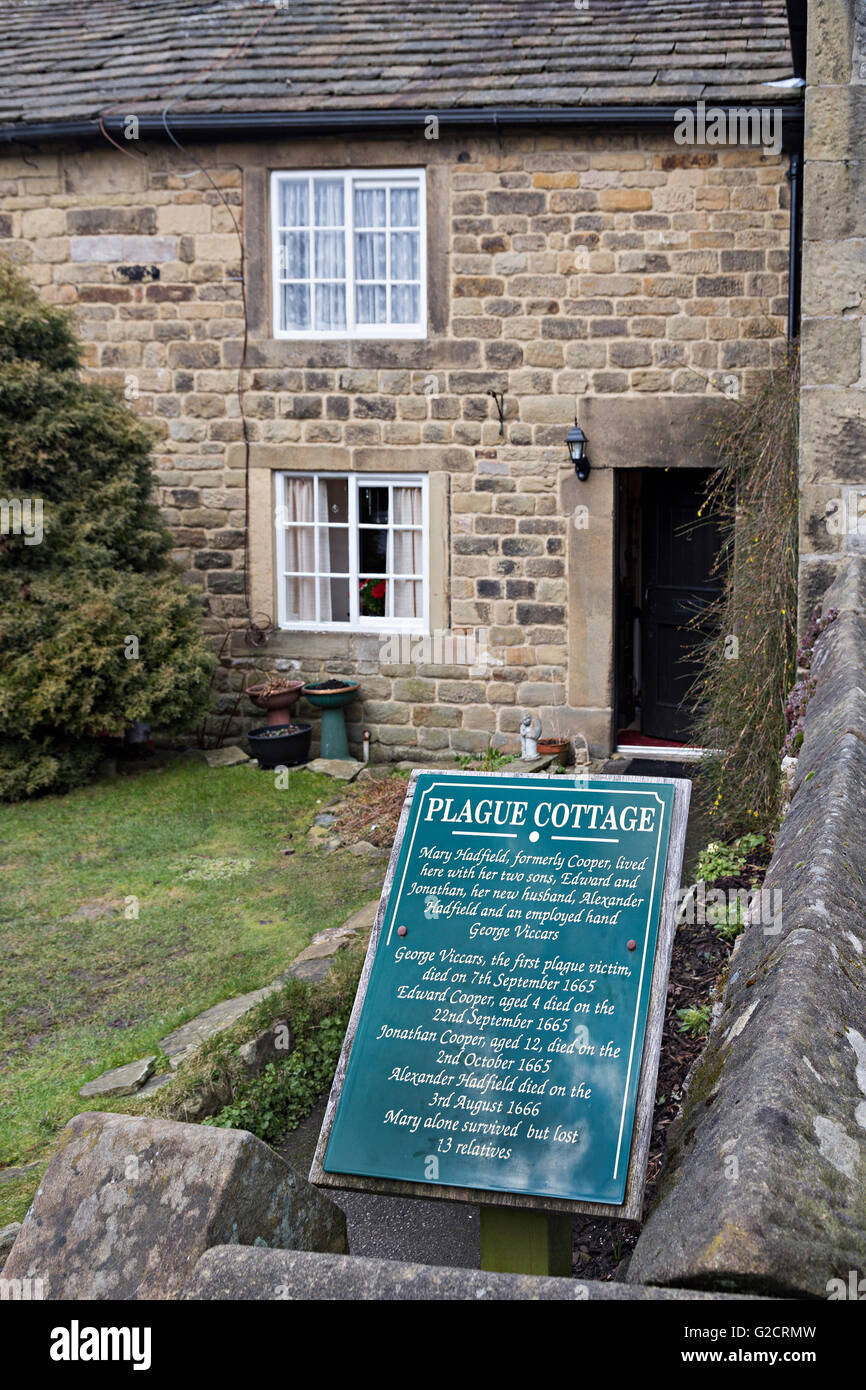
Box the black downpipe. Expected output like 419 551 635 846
787 150 802 342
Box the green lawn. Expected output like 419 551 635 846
0 757 374 1224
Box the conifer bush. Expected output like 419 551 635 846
0 261 214 799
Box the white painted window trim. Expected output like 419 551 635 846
270 168 427 340
274 471 430 634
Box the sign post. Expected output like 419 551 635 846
311 770 690 1274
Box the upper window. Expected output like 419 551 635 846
270 169 427 339
275 472 428 632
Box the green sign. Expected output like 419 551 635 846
317 771 687 1210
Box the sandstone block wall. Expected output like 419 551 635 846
0 131 789 755
799 0 866 626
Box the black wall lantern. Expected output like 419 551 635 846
566 419 590 481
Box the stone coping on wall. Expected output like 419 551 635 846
626 556 866 1299
181 1246 769 1302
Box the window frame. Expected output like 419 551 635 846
274 471 430 634
270 168 428 341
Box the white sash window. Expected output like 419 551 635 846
271 169 426 339
275 472 428 632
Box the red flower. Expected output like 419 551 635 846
371 581 386 599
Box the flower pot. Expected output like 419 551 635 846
536 737 570 767
247 722 311 770
247 680 304 727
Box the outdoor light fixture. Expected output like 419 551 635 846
566 419 590 481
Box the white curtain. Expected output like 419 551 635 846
393 486 422 618
280 177 421 331
280 178 308 228
390 187 420 325
279 178 347 332
316 478 333 622
354 185 387 325
313 179 345 331
284 476 315 621
280 179 310 332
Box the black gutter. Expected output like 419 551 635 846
0 102 804 150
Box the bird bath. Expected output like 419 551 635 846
301 679 360 760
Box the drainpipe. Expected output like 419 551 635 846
787 150 802 342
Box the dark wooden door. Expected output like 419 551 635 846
641 469 723 743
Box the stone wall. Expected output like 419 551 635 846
799 0 866 626
627 556 866 1298
0 129 790 756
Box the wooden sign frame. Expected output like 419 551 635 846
311 768 690 1221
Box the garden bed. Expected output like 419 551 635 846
570 846 771 1280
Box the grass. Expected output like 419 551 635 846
0 756 376 1224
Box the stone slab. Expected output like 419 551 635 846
285 958 335 985
3 1111 347 1300
204 745 250 768
182 1247 764 1301
347 839 388 858
160 986 282 1068
306 758 363 781
237 1017 293 1077
79 1056 156 1098
136 1073 175 1098
338 899 379 935
291 927 360 964
508 755 556 773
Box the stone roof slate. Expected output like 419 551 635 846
0 0 797 128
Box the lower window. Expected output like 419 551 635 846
274 472 428 632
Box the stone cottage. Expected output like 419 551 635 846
0 0 803 759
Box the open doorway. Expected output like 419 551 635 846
615 468 724 747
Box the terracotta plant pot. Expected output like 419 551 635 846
247 680 304 728
536 737 570 767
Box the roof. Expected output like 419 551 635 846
0 0 797 130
